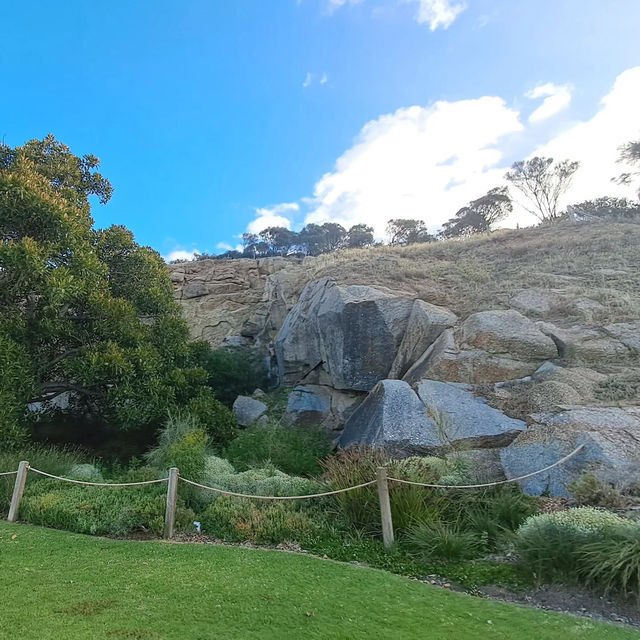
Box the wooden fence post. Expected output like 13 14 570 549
8 461 29 523
164 467 179 540
376 466 394 549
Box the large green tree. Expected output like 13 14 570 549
0 135 235 448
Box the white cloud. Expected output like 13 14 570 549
305 97 523 236
246 202 299 234
409 0 466 30
329 0 465 29
165 249 199 262
320 72 329 85
298 67 640 235
303 72 312 88
529 67 640 207
526 82 572 123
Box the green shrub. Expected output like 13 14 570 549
320 448 465 535
406 521 486 562
0 443 88 516
145 412 210 481
20 481 195 537
67 464 104 482
190 343 267 406
515 507 632 581
568 472 627 509
200 496 316 543
185 389 237 448
580 525 640 601
224 424 332 476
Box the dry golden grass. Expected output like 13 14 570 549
306 219 640 322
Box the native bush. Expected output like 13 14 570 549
514 507 633 582
568 472 628 509
200 496 317 543
223 424 332 476
406 521 486 562
580 525 640 601
20 480 195 537
0 443 88 516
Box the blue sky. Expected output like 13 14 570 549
2 0 639 259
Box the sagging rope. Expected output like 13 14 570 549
2 444 585 496
179 476 378 500
387 444 585 489
28 467 168 487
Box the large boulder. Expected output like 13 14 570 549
403 316 556 385
388 300 457 379
285 385 364 431
460 310 557 361
537 322 633 363
275 278 415 391
232 395 268 427
339 380 440 456
415 380 525 449
339 379 525 456
500 407 640 497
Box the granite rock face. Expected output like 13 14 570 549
232 395 268 427
403 310 558 385
339 380 441 456
415 380 526 449
275 278 415 391
500 407 640 497
169 257 311 347
339 379 525 456
285 385 364 431
388 300 457 379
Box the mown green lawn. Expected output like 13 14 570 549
0 522 636 640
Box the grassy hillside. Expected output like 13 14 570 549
307 219 640 323
1 522 637 640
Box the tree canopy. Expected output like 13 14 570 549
566 196 640 221
505 157 579 222
0 136 235 450
440 187 512 238
386 219 434 245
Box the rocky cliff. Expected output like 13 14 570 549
169 220 640 496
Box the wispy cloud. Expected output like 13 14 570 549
526 82 572 123
164 248 200 262
246 202 299 234
303 71 329 88
409 0 466 30
328 0 466 29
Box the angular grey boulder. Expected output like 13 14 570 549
339 379 525 456
275 278 415 391
500 407 640 497
285 384 364 430
460 310 557 361
388 300 457 379
339 380 440 456
415 380 525 449
403 327 550 385
537 322 633 363
232 395 268 427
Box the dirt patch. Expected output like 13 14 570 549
481 584 639 629
56 599 116 617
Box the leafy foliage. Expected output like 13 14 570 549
440 187 512 238
0 135 235 451
224 424 332 476
566 196 640 221
386 218 435 245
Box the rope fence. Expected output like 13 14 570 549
2 444 586 546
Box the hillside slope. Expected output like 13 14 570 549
169 219 640 497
